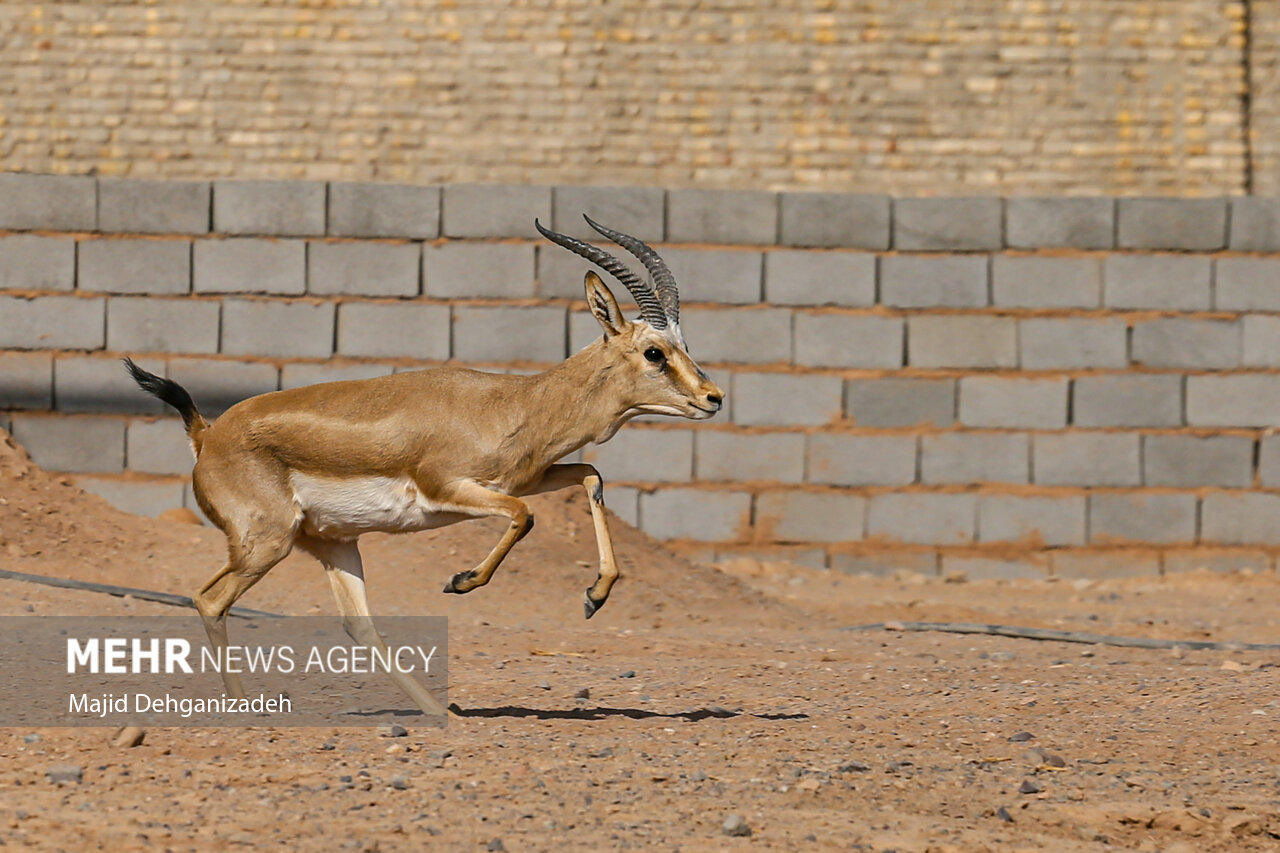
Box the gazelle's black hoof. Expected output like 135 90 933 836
583 589 607 619
442 570 477 594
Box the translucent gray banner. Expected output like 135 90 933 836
0 615 448 727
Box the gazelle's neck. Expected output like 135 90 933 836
518 338 633 463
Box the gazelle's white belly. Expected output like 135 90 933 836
290 473 467 538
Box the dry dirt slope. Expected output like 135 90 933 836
1 429 1279 851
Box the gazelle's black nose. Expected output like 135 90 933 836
705 393 723 409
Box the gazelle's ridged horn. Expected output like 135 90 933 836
583 214 680 326
534 219 668 328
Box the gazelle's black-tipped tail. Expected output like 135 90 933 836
122 358 210 453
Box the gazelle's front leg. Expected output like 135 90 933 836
527 463 620 619
439 481 534 595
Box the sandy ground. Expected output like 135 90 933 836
1 431 1279 852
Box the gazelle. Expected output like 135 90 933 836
125 216 724 717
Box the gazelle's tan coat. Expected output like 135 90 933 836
127 220 723 717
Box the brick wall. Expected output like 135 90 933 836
0 1 1259 195
6 175 1280 580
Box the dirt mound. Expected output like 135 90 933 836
0 428 779 628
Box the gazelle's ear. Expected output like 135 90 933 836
584 271 625 337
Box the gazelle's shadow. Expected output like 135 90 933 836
448 705 808 722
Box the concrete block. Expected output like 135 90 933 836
1228 197 1280 251
778 193 890 249
327 182 440 239
98 179 211 234
602 484 640 528
763 249 876 306
76 476 186 517
221 299 335 359
1117 197 1227 250
213 180 326 236
166 358 279 416
0 235 76 291
1214 257 1280 311
1089 493 1197 544
452 306 566 364
0 174 96 231
0 352 53 409
806 434 917 487
1103 255 1211 311
78 239 191 295
568 309 605 354
941 555 1050 580
336 302 450 361
977 495 1086 546
920 432 1029 484
1200 493 1280 545
756 490 865 543
1018 318 1128 369
794 314 903 369
1259 434 1280 487
1144 434 1254 488
680 308 788 361
731 372 843 427
638 488 751 541
1005 197 1115 249
958 376 1068 429
1072 375 1183 428
10 414 124 473
1051 551 1160 579
694 431 805 483
990 256 1102 308
106 297 220 355
830 551 939 577
126 418 195 475
424 242 535 298
551 185 665 242
55 355 166 414
1131 318 1240 369
441 184 550 239
1033 433 1141 486
580 428 695 483
907 315 1017 368
193 239 306 295
1162 549 1272 574
715 546 828 570
667 189 777 245
1186 374 1280 427
844 378 955 427
308 241 420 297
661 248 763 304
1241 315 1280 366
0 295 105 350
538 242 617 300
893 197 1002 251
281 362 395 390
879 255 988 308
867 493 975 545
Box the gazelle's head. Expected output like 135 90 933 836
537 216 725 421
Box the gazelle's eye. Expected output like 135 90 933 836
644 347 665 363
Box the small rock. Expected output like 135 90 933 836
618 671 636 679
111 727 146 749
690 770 708 782
796 777 821 791
587 746 614 759
390 775 410 790
1018 778 1042 794
1220 660 1244 672
46 764 83 784
837 761 871 773
988 651 1017 662
1008 731 1034 742
487 840 506 852
573 687 590 700
994 806 1014 823
23 734 40 744
378 724 408 738
722 814 752 837
536 681 551 691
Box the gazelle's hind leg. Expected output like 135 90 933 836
298 537 449 717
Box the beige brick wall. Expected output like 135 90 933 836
0 1 1254 195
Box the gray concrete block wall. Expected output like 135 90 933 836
6 182 1280 576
